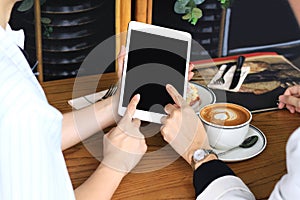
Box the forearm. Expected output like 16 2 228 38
74 164 125 200
61 97 116 150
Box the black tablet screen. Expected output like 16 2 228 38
122 30 189 114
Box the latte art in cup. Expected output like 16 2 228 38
199 103 252 150
200 104 251 127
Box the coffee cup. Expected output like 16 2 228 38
199 103 252 150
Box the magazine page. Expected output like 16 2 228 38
191 52 300 112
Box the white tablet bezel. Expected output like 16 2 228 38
118 21 191 124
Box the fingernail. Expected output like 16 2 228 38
135 94 140 101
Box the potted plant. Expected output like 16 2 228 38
17 0 53 37
174 0 233 25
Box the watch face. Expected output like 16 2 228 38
193 149 206 162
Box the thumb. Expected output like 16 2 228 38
166 84 186 107
124 94 140 120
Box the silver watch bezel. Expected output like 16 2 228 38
192 149 216 163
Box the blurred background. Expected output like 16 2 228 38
9 0 300 82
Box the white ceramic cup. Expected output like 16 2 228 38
199 103 252 150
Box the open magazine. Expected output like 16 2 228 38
191 52 300 112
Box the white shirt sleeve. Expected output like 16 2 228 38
269 127 300 200
0 31 75 200
0 97 75 200
196 127 300 200
196 176 255 200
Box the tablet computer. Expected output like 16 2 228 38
118 21 191 124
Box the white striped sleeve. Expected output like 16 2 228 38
0 51 75 200
269 127 300 200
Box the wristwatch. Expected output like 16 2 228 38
191 148 218 170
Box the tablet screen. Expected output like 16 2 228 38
122 30 189 114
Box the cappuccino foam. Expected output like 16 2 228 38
200 104 250 126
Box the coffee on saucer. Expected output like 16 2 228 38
200 103 251 126
199 103 252 150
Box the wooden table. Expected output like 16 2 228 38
42 72 300 200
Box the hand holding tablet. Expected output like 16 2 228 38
118 21 192 124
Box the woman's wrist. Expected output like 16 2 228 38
193 154 218 170
94 96 118 128
98 163 127 179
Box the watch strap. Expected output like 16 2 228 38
191 149 218 170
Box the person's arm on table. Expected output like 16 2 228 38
60 47 195 150
60 46 126 150
161 84 255 200
74 94 147 200
61 96 116 150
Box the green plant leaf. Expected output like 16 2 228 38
185 6 192 13
193 0 205 5
191 17 198 25
17 0 47 12
187 0 196 8
41 17 51 24
175 0 233 26
218 0 233 8
17 0 34 12
174 1 187 14
182 13 192 20
191 7 202 19
48 27 53 32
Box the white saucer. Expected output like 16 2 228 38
189 82 216 114
213 125 267 162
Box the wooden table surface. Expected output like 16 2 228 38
42 72 300 200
